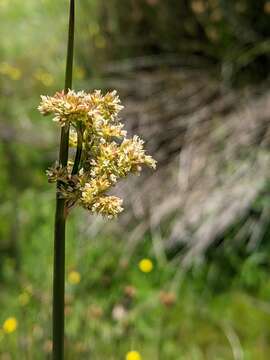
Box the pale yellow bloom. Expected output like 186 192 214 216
68 271 81 285
139 258 153 273
38 90 156 218
38 89 123 126
90 196 123 218
3 317 18 334
126 350 142 360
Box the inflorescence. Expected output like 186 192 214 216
38 90 156 218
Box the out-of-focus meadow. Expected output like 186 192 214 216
2 0 270 358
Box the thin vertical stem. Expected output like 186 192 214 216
72 126 83 175
52 1 75 359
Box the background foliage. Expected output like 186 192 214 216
1 0 270 358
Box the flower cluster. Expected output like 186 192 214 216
38 90 156 218
38 90 124 128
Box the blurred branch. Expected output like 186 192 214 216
104 54 212 74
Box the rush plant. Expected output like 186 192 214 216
38 1 156 359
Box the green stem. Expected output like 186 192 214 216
52 1 75 359
72 126 83 175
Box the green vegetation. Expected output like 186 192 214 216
2 203 270 358
1 0 270 359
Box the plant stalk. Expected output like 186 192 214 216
72 126 83 175
52 1 75 359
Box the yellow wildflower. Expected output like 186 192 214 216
3 317 18 334
126 350 142 360
139 258 153 273
68 271 81 285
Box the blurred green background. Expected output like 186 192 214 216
1 0 270 359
